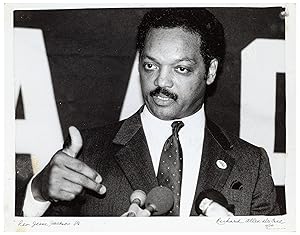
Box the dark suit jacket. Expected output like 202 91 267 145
43 109 279 216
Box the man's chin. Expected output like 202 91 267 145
147 105 179 120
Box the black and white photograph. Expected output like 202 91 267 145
4 2 296 232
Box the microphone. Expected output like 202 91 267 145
195 189 234 217
126 189 147 217
144 186 174 216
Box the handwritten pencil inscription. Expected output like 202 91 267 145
216 217 286 230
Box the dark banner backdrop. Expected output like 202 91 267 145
14 7 286 215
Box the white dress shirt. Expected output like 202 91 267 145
141 106 205 217
23 106 205 217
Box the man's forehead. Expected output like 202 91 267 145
141 27 203 63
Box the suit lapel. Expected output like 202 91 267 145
190 119 236 215
113 110 158 194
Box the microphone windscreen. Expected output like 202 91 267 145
130 189 146 206
145 186 174 215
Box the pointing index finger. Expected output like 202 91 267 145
59 152 106 195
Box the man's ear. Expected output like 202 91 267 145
206 59 218 85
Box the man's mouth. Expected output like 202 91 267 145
156 95 172 101
152 94 174 106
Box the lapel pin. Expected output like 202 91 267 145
216 160 227 169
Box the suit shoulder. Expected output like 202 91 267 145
215 126 269 175
225 129 261 150
207 120 265 160
227 131 264 157
69 120 125 164
79 120 124 144
224 131 269 177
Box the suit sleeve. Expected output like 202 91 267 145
250 148 280 215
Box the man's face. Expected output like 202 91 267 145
139 27 217 120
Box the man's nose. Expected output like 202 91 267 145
154 67 173 88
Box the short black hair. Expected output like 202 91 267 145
136 8 225 71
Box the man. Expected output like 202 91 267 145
22 8 279 217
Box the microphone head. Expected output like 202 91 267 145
145 186 174 215
130 189 146 206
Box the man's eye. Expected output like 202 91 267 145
144 63 158 71
175 67 191 74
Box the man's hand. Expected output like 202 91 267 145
205 201 234 217
31 126 106 202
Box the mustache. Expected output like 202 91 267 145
150 87 178 101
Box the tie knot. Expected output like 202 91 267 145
171 121 184 136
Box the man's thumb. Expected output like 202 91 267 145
63 126 83 158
